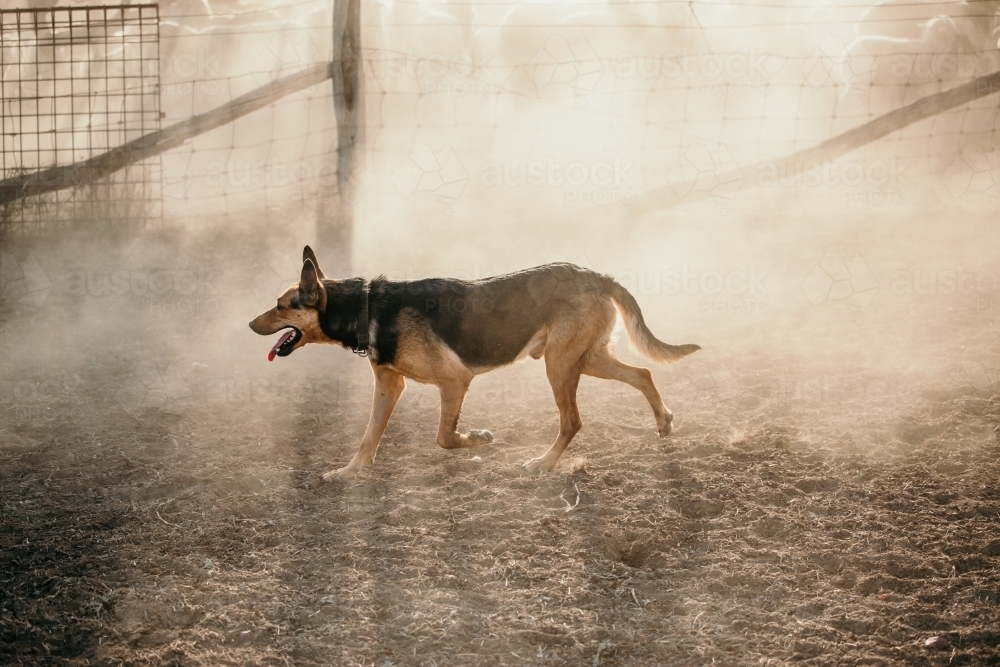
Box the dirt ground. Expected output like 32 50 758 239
2 216 1000 666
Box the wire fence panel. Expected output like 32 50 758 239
356 1 1000 224
1 5 162 235
2 1 998 238
152 0 337 230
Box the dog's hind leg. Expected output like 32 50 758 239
435 376 495 450
582 345 674 436
323 363 405 481
523 350 583 474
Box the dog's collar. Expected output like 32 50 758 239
353 280 369 357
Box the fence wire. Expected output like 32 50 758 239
2 0 998 237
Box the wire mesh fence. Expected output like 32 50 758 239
1 5 162 235
1 0 998 238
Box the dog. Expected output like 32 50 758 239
249 246 700 480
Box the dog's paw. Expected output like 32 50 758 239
658 412 674 437
468 429 495 445
522 456 554 475
322 466 357 482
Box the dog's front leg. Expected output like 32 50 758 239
323 362 405 481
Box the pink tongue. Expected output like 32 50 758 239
267 330 295 362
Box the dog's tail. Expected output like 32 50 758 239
604 277 701 363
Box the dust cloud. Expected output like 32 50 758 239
1 0 999 665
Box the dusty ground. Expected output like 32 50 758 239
2 217 1000 666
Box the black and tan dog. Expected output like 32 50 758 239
249 247 699 480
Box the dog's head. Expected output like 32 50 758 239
249 246 329 361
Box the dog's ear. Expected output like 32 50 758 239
299 258 323 307
302 245 327 280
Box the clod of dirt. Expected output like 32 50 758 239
924 636 950 650
985 539 1000 557
491 540 509 556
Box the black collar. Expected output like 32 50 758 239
353 279 369 357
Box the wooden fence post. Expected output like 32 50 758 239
318 0 363 277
